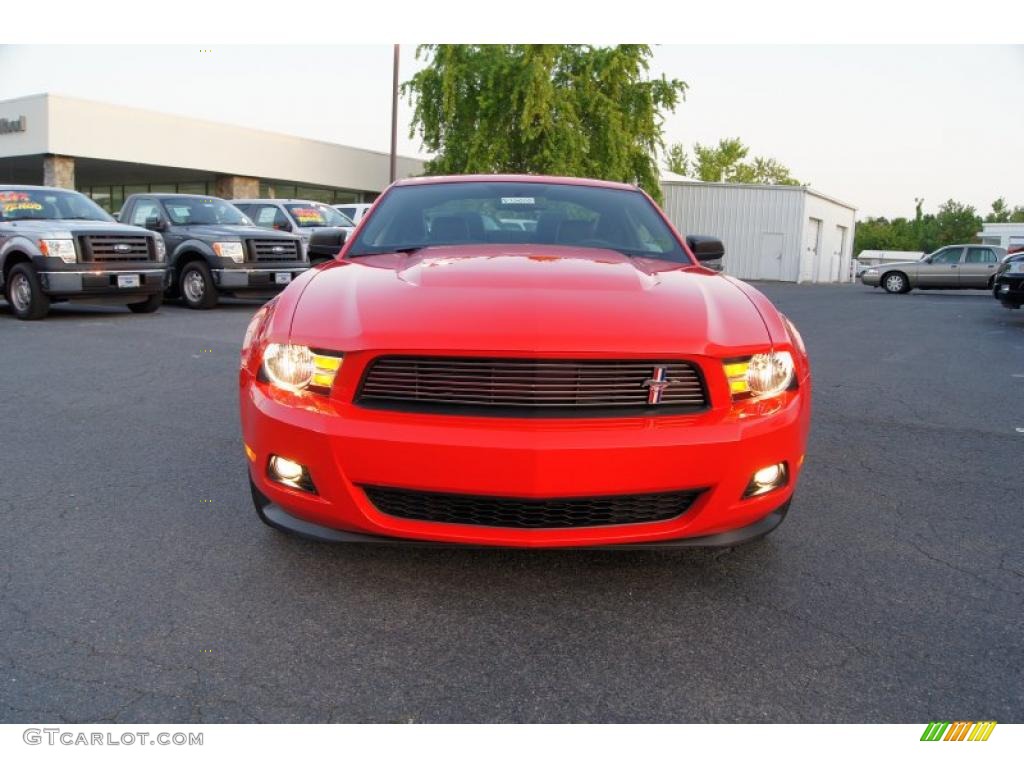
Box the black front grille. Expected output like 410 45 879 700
80 235 152 262
363 486 702 529
356 356 709 416
247 238 300 262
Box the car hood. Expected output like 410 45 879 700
177 224 297 240
0 219 152 236
288 245 771 355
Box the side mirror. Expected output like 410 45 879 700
144 215 165 231
686 235 725 262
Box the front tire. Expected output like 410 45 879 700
127 293 163 314
882 271 910 294
179 261 218 310
5 263 50 320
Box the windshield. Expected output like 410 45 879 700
285 203 353 228
346 181 687 261
0 189 114 223
160 197 252 226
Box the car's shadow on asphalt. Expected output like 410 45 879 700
254 526 776 589
0 298 266 320
858 290 996 301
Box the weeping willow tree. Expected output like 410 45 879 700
403 45 687 201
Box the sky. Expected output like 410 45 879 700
0 44 1021 219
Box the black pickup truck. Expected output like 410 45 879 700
120 193 307 309
1 186 167 320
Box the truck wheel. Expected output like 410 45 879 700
5 263 50 320
882 271 910 294
180 261 218 310
127 293 163 314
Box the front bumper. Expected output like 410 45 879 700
38 267 168 297
212 265 310 292
240 372 811 548
251 477 792 548
994 274 1024 307
860 272 880 287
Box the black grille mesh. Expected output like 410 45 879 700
247 238 300 261
81 235 152 262
357 356 708 416
363 485 702 529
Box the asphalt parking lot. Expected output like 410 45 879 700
1 283 1021 723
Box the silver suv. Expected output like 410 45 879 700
234 199 355 263
861 244 1007 293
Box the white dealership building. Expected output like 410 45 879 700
0 93 425 213
661 175 858 283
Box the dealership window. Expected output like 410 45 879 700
259 180 367 204
78 181 212 212
177 182 208 195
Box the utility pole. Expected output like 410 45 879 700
389 44 399 184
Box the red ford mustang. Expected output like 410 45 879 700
239 175 811 548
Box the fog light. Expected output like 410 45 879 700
744 462 788 498
268 455 315 493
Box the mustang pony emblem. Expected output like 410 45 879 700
643 365 682 405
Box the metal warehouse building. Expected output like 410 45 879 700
0 93 425 212
661 177 857 282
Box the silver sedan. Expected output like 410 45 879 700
862 245 1007 293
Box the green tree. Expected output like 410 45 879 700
404 45 688 201
692 137 749 181
986 197 1011 223
934 199 981 248
663 142 691 176
664 137 801 185
853 198 985 255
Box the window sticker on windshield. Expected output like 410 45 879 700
169 206 191 218
0 192 31 203
2 201 43 213
501 197 535 205
291 207 325 224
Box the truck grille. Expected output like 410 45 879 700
356 357 709 416
363 486 702 529
247 238 300 262
80 235 152 262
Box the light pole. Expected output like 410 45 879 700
389 44 399 184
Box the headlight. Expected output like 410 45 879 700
213 241 245 263
723 351 795 400
261 343 343 393
154 237 167 262
39 238 77 264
